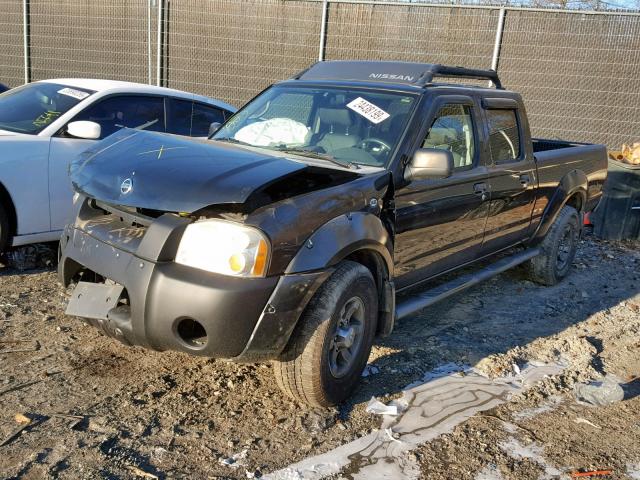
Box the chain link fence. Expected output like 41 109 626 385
29 0 151 83
0 0 24 87
0 0 639 147
324 3 500 68
164 0 322 106
498 9 640 147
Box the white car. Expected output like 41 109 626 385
0 79 236 251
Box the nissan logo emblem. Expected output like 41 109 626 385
121 178 133 195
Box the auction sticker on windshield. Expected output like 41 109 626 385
58 87 90 100
347 97 390 124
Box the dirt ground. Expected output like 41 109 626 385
0 232 638 479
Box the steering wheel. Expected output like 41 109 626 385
358 137 392 156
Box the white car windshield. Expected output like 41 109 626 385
213 86 417 167
0 82 94 134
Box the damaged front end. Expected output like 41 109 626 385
70 128 362 215
60 197 279 358
60 129 393 360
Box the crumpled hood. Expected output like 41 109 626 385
71 129 310 213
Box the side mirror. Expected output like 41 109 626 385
208 122 222 138
404 148 454 182
67 121 101 140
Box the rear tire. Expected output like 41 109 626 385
272 261 378 407
0 204 9 253
526 205 580 286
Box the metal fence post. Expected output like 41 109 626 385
22 0 30 83
156 0 163 87
318 0 329 62
490 7 506 76
148 0 153 85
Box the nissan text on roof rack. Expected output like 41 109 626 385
58 61 608 407
0 79 235 252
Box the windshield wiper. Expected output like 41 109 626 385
274 146 357 170
214 137 253 146
213 139 357 170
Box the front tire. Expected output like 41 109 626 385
526 205 580 286
272 261 378 407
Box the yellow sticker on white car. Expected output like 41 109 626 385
346 97 390 124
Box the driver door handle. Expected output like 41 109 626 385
520 174 531 188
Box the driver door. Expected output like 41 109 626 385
394 96 490 289
48 95 165 231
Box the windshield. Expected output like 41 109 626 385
0 82 94 134
213 85 417 167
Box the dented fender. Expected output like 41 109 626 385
284 212 393 275
233 210 393 361
244 171 392 276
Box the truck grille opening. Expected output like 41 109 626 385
80 199 156 252
176 318 208 348
91 200 157 227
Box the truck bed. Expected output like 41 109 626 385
533 138 608 212
532 138 590 152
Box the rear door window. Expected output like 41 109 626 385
486 109 521 164
191 103 226 137
166 98 193 136
73 95 165 139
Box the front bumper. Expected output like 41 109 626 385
59 200 329 360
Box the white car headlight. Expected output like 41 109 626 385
175 219 270 277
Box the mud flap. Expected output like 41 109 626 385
66 282 124 320
378 280 396 336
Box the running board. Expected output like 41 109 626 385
395 248 541 320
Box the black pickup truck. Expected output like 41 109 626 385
59 61 607 406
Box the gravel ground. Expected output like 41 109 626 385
0 233 638 479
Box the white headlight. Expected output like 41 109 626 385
175 219 270 277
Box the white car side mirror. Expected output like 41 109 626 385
67 121 101 140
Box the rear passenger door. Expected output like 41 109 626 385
394 96 490 288
480 99 537 253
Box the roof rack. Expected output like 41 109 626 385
292 61 503 89
419 64 503 89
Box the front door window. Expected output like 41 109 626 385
72 95 165 139
423 103 475 170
